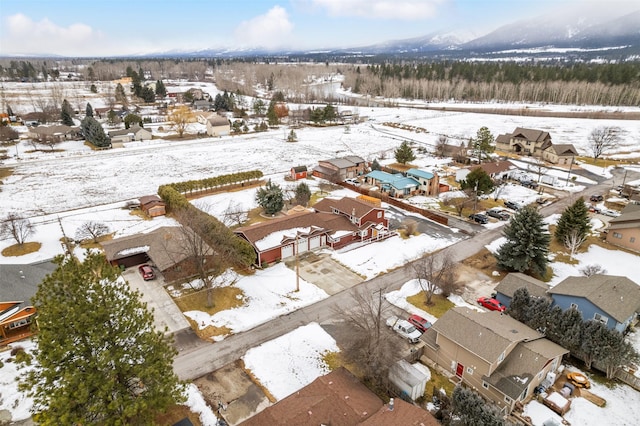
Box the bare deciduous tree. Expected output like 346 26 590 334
402 219 418 237
221 201 247 227
435 134 448 158
75 221 110 243
563 229 587 261
168 105 194 138
332 287 395 391
1 213 33 245
580 264 607 277
589 126 620 160
412 249 456 305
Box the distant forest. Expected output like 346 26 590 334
1 58 639 106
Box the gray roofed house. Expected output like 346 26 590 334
108 125 152 144
313 156 367 181
547 274 640 332
0 261 57 308
494 272 551 307
421 307 567 413
542 143 578 165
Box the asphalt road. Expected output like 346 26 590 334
173 166 637 381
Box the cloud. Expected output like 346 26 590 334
1 13 105 56
307 0 447 20
234 6 294 49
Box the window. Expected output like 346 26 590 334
498 351 505 363
631 237 636 243
377 211 382 219
613 232 622 239
504 396 512 403
482 381 489 389
466 367 474 375
594 313 608 324
9 318 31 329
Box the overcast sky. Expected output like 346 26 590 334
0 0 638 57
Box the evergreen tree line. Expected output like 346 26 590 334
162 170 263 195
80 116 110 148
508 288 639 379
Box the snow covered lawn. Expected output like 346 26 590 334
242 322 339 401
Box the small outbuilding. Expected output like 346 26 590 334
289 165 308 180
139 195 166 217
388 360 429 401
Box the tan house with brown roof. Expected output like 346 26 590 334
421 307 568 414
496 127 552 156
139 195 166 217
542 143 578 165
605 204 640 253
455 160 517 182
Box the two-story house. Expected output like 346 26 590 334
547 274 640 333
495 128 552 157
605 204 640 253
234 197 392 268
405 168 440 196
421 307 567 414
312 156 367 181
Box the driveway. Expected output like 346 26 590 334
122 266 191 335
284 251 364 295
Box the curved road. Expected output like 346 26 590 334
173 167 634 380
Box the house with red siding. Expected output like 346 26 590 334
0 301 37 345
235 198 392 267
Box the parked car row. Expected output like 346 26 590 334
387 314 433 343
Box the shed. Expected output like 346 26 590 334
290 165 308 180
139 195 166 217
388 360 428 401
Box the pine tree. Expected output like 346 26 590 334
22 252 184 424
506 287 532 323
460 167 494 194
155 79 167 97
256 179 284 215
115 83 128 106
60 99 74 126
495 206 550 277
85 102 94 117
294 182 311 206
81 116 110 148
394 140 416 164
471 126 495 161
555 197 591 243
266 101 279 126
371 158 381 171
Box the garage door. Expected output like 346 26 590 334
309 236 321 249
281 244 294 259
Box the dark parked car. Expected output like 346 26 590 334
407 314 432 333
487 209 509 221
477 296 506 312
469 213 489 224
504 200 520 211
590 194 604 202
138 264 155 281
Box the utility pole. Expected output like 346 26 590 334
295 232 300 292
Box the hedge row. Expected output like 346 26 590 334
165 170 263 195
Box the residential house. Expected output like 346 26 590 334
235 198 391 268
421 307 568 414
139 195 166 217
102 226 214 284
312 156 367 181
547 274 640 333
108 125 152 145
494 272 551 308
206 114 231 137
364 170 419 198
0 301 37 345
455 160 517 182
241 367 438 426
605 204 640 253
495 128 553 156
289 165 308 180
542 143 578 165
28 125 80 141
406 168 440 196
193 99 213 111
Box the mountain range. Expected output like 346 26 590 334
159 9 640 61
